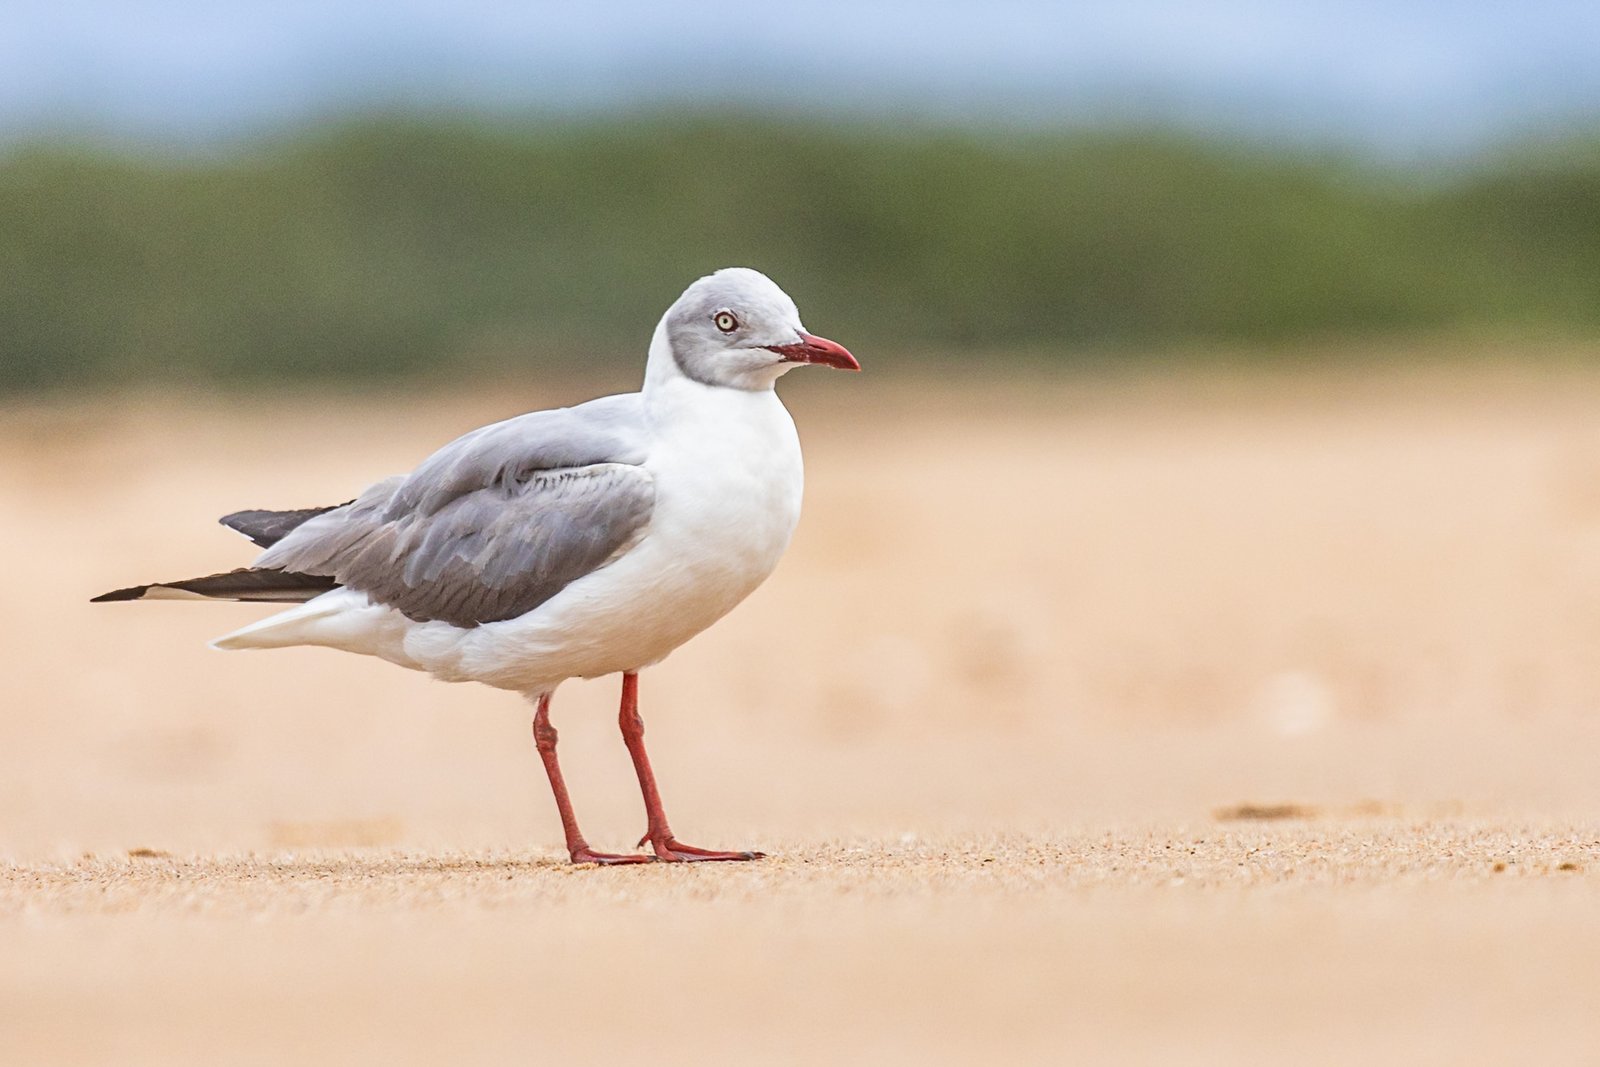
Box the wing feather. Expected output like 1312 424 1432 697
254 396 656 628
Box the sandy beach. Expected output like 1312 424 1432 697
4 361 1599 1064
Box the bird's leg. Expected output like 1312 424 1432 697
532 694 652 865
618 672 764 863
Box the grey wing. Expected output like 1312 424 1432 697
391 392 647 515
255 395 656 628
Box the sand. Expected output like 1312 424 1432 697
3 361 1599 1063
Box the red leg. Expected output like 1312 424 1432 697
617 672 764 863
532 694 652 866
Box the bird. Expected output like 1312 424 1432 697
93 267 860 865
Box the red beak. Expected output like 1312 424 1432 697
764 332 860 371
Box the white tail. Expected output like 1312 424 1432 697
211 596 350 651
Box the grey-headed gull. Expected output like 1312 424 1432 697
94 267 860 864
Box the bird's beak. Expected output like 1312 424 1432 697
764 332 861 371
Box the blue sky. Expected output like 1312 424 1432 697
6 1 1600 153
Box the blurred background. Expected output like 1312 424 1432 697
7 6 1600 1064
4 0 1600 391
8 0 1600 879
10 0 1600 864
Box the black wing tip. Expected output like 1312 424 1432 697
218 510 272 546
91 567 337 604
220 503 350 549
218 508 270 530
91 584 152 603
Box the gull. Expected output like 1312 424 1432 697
94 267 859 864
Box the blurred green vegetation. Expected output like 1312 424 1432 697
2 116 1598 391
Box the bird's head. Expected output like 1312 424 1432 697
658 267 859 391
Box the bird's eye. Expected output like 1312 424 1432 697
713 311 739 333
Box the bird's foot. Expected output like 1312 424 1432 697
570 845 654 866
637 832 765 863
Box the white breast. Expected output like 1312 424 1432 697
419 380 804 692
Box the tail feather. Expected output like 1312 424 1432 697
91 567 337 604
210 591 366 651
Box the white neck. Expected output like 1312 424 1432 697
642 318 685 396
